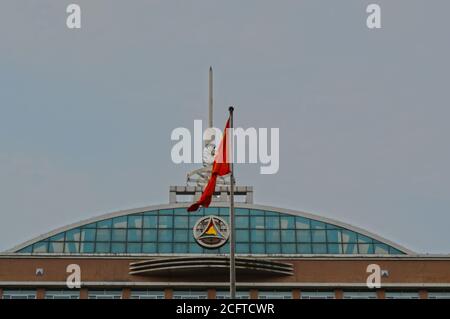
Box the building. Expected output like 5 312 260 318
1 184 450 299
1 70 450 300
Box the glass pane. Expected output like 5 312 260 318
49 233 65 242
297 244 312 254
159 215 173 228
236 230 249 242
97 219 112 228
48 242 64 253
295 217 310 229
249 209 265 216
389 247 404 255
112 229 126 241
18 246 32 253
174 243 188 253
251 243 265 253
250 230 264 242
312 230 326 242
312 243 327 253
142 243 157 253
281 230 295 242
189 216 201 228
80 242 94 253
236 243 249 253
66 229 81 241
358 243 374 254
342 230 358 243
267 230 280 242
280 216 295 229
95 242 110 253
174 229 188 242
159 243 172 253
311 220 326 229
83 222 97 228
174 208 189 216
326 229 341 243
174 216 189 228
218 242 230 254
64 242 79 253
128 215 142 228
189 243 203 253
297 230 311 242
127 243 141 253
143 229 157 242
127 229 142 242
33 241 48 253
265 211 278 216
143 215 157 228
111 243 126 253
266 216 280 229
282 243 296 254
158 230 172 242
250 216 265 229
327 243 342 254
96 229 111 242
374 243 389 254
266 244 281 254
219 207 229 216
159 209 173 215
112 216 127 228
358 234 373 244
236 208 249 215
343 242 358 254
236 216 249 228
81 229 96 241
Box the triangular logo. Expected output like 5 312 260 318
199 217 224 239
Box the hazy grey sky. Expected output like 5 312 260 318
1 1 449 253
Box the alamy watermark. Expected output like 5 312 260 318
170 120 280 174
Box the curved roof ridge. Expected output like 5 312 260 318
5 202 414 255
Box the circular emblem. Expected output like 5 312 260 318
193 215 230 249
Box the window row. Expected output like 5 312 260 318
3 289 446 299
25 241 396 254
38 228 384 244
16 208 405 255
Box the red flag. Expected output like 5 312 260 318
187 118 231 212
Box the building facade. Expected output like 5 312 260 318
1 187 450 299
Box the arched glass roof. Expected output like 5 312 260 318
10 204 410 255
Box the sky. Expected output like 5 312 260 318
0 0 449 253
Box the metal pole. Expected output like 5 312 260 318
228 106 236 299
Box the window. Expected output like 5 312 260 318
16 208 406 256
385 291 419 299
130 289 164 299
128 215 142 228
173 290 207 299
112 216 127 228
45 290 80 299
2 289 36 299
258 290 292 299
88 290 122 299
343 291 377 299
49 242 64 253
428 292 450 299
216 290 250 299
112 229 126 241
301 291 335 299
111 243 126 253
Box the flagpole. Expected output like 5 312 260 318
228 106 236 299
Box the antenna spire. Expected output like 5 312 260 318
209 66 213 128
